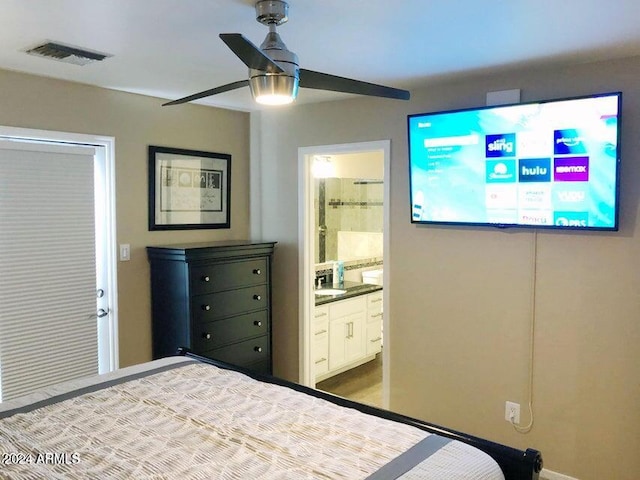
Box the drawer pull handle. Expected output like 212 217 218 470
370 337 382 342
371 312 383 318
203 333 211 340
254 320 263 327
201 275 210 282
315 312 327 318
253 268 262 275
253 294 262 301
371 298 382 303
254 346 263 353
315 358 327 364
202 304 211 311
315 329 327 336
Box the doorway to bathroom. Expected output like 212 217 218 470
298 140 390 409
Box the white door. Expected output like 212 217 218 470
0 131 117 401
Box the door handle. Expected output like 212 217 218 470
346 321 354 338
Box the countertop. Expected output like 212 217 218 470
314 280 382 306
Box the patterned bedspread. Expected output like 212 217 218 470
0 357 504 479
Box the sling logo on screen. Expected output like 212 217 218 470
554 157 589 182
519 158 551 182
486 133 516 157
554 129 587 155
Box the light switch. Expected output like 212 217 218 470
119 244 131 261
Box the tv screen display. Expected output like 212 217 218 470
408 92 621 230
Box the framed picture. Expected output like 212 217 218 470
148 146 231 230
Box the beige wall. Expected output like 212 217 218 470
0 69 251 368
332 151 384 179
255 56 640 479
2 54 639 479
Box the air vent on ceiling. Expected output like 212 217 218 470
25 41 111 66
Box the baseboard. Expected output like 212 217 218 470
540 468 579 480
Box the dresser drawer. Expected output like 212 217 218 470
190 258 267 295
193 284 268 321
246 358 271 375
193 310 268 351
203 335 270 368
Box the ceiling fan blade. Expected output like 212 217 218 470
219 33 284 73
162 80 250 106
299 69 410 100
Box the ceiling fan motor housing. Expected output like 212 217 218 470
250 12 300 103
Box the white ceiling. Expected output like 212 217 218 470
1 0 640 112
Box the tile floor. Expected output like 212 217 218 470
316 353 382 408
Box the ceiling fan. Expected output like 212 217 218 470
163 0 410 107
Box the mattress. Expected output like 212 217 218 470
0 356 505 479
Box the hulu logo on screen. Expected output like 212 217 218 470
518 158 551 182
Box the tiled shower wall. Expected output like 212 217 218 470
315 177 383 263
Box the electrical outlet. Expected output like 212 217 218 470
505 401 520 424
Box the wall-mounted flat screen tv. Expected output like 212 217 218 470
408 92 621 230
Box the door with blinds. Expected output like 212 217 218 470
0 139 110 401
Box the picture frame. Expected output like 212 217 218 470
148 146 231 230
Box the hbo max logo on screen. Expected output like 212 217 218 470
554 156 589 181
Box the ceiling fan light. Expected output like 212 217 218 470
255 93 295 105
250 74 298 105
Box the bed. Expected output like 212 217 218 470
0 349 542 479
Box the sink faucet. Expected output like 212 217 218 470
316 277 322 289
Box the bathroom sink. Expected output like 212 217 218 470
315 289 347 296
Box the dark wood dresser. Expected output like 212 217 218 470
147 240 276 375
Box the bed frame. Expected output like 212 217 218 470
178 348 543 480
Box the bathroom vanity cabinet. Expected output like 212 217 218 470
314 289 382 382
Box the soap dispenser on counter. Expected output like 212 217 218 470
332 261 344 287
